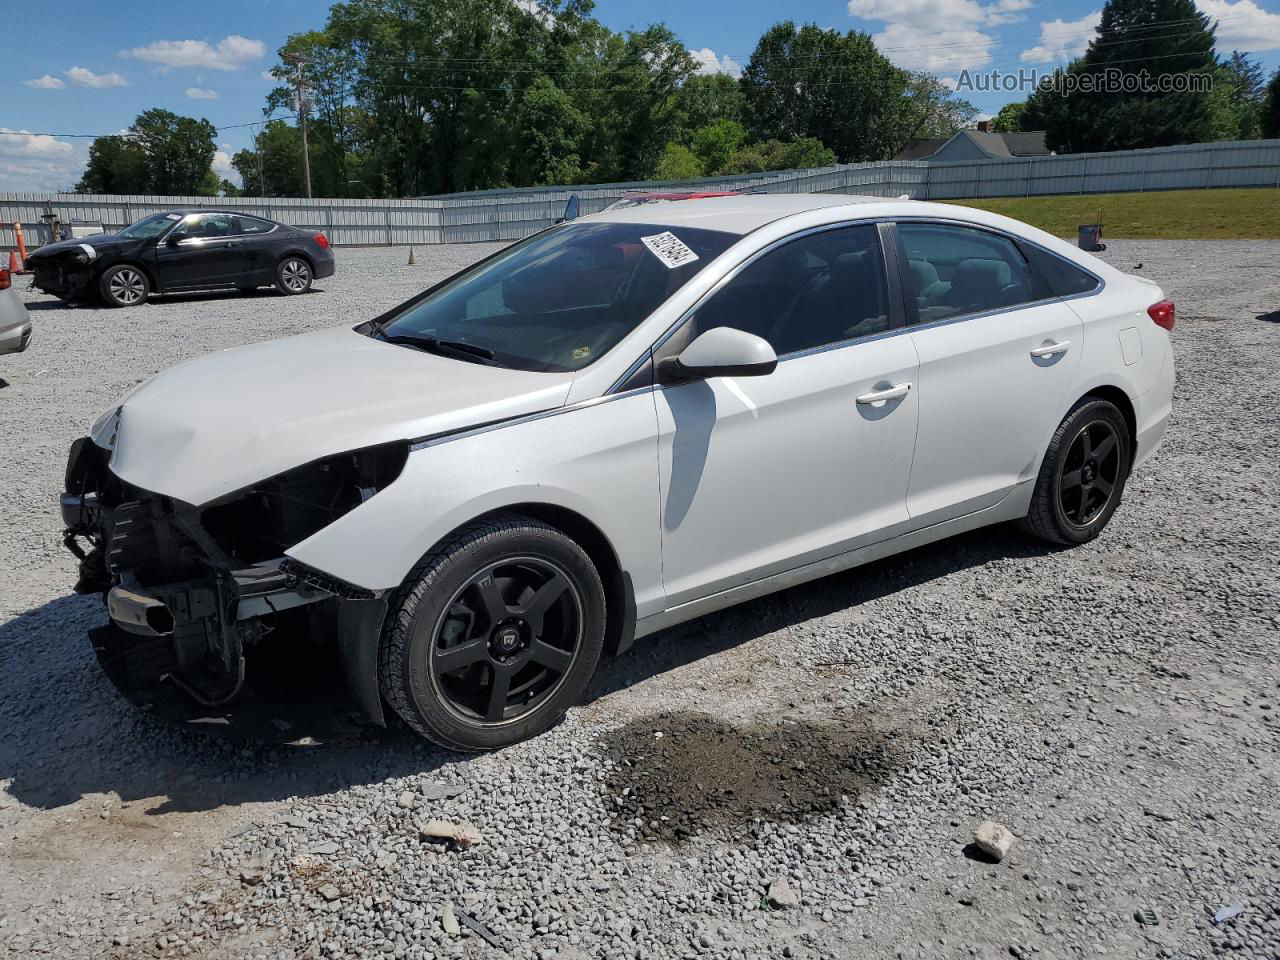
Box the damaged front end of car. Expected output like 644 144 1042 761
29 244 101 300
61 435 407 721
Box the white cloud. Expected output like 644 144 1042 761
688 47 743 77
185 87 219 100
66 66 128 88
1197 0 1280 51
872 21 999 70
849 0 1026 71
23 74 65 89
1020 11 1103 63
123 35 265 71
261 70 277 82
0 128 83 191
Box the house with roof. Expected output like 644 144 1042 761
894 121 1051 163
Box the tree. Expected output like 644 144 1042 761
990 102 1028 133
1265 69 1280 137
1209 51 1267 140
232 120 304 196
510 76 588 185
741 22 913 162
895 72 979 147
77 109 216 195
78 136 149 194
720 137 836 174
676 74 747 135
690 119 747 175
1022 0 1217 153
654 143 704 180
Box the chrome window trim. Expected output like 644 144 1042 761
162 213 280 245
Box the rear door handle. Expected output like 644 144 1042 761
856 382 911 404
1030 340 1071 358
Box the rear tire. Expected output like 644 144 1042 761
1022 398 1132 545
379 515 606 751
98 265 150 308
274 256 312 295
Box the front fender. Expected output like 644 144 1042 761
285 390 666 618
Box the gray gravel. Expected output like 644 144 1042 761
1 240 1278 960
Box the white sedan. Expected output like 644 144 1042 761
60 195 1174 750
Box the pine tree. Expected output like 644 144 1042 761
1264 70 1280 138
1023 0 1217 153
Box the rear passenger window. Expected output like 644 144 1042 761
689 224 890 355
898 222 1036 324
236 216 276 235
1021 244 1100 297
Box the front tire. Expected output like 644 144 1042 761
98 265 150 308
274 256 312 295
379 515 606 751
1022 398 1132 545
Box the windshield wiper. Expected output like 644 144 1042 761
376 332 502 367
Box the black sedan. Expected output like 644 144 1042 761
27 210 336 308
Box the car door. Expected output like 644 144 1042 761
153 213 251 289
233 214 283 285
894 220 1083 523
653 223 920 609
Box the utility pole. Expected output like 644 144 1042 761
285 55 313 198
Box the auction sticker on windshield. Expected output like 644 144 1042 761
641 231 699 269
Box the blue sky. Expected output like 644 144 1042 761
3 0 1280 191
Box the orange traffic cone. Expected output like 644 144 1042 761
12 222 29 273
7 250 20 274
407 246 417 266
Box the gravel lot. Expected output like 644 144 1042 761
1 240 1277 960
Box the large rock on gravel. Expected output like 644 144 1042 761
973 821 1016 861
767 877 801 909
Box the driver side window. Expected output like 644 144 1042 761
688 224 890 356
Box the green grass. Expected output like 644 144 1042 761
941 187 1280 240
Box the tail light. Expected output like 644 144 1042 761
0 268 9 291
313 232 330 250
1147 299 1175 331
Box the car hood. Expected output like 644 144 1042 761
28 233 136 260
101 326 575 505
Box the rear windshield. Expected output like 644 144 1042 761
376 221 737 372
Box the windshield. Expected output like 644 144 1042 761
375 221 737 372
118 213 181 239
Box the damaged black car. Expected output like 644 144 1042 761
27 210 335 307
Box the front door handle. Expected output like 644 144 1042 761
1030 340 1071 358
856 382 911 404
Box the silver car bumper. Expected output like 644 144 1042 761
0 289 32 356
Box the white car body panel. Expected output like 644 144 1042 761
87 194 1174 646
286 392 666 613
905 298 1083 522
654 335 919 607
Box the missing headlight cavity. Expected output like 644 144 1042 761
202 441 408 564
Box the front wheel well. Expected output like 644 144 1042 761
440 504 634 658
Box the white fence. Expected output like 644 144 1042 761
2 139 1277 250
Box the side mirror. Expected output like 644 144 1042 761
558 193 580 224
658 326 778 384
165 234 181 246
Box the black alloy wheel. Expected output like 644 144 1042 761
430 558 582 724
1022 398 1132 545
1057 419 1121 528
379 515 606 751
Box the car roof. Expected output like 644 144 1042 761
587 193 899 235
